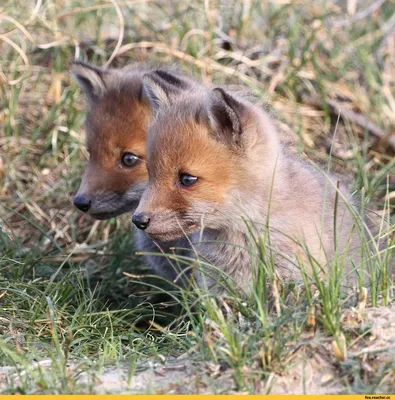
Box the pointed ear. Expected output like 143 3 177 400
152 69 190 90
71 61 107 103
141 74 172 112
141 70 191 112
207 87 246 147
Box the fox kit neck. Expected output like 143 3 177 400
191 226 256 292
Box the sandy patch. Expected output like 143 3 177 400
1 306 394 394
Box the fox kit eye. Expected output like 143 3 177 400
179 173 198 187
121 152 139 168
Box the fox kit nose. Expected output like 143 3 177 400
73 194 91 212
132 212 150 230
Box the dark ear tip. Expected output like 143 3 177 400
213 87 225 93
70 60 89 70
152 69 188 88
141 73 166 92
142 71 164 84
70 60 107 76
212 87 225 95
70 60 93 77
212 87 228 101
71 59 87 66
142 73 159 85
212 87 244 109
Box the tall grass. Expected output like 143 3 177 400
0 0 394 394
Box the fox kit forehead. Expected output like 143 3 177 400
150 118 223 167
85 92 150 159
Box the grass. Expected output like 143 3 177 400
0 0 394 394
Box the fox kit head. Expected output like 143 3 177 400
132 80 282 240
72 61 191 219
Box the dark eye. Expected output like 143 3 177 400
121 152 139 168
179 173 198 187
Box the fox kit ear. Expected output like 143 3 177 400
141 75 171 112
207 88 246 147
152 69 190 89
71 61 107 103
141 70 189 112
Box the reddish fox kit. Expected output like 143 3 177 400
72 61 192 219
132 80 363 292
72 62 193 282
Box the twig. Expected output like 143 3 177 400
307 97 395 151
103 0 125 68
114 41 264 88
333 0 387 28
0 34 29 85
327 99 395 151
56 0 151 20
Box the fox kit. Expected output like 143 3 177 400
72 61 193 282
132 81 363 293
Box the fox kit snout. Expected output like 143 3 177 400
72 61 192 220
134 80 362 291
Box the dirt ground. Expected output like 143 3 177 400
3 305 393 394
91 305 395 394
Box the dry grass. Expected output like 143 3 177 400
0 0 394 394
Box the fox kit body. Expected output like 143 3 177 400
133 83 362 293
72 62 193 282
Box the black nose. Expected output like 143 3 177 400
73 194 91 212
132 212 150 230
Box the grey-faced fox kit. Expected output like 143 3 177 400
132 80 364 293
72 61 194 282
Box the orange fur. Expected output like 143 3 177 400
79 93 150 198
